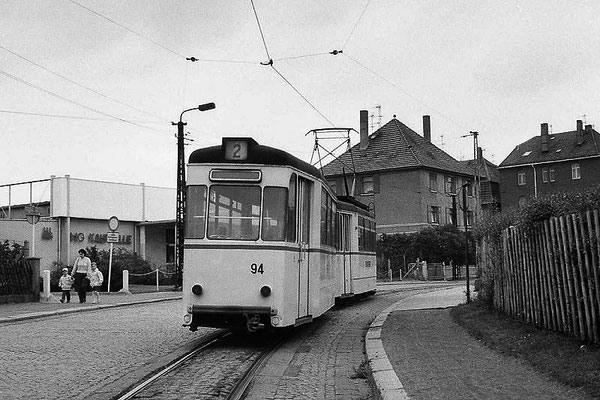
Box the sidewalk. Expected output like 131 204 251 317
0 290 182 324
368 287 589 400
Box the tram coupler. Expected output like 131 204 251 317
244 313 265 332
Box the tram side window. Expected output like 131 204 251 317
208 185 261 240
262 187 287 241
186 185 207 239
358 216 376 252
320 189 336 247
287 174 297 242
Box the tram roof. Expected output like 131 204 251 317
188 138 324 181
337 195 374 218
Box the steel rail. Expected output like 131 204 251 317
115 331 232 400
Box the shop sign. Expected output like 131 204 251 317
70 232 132 245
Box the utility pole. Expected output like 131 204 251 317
173 103 216 289
462 182 471 303
173 119 187 289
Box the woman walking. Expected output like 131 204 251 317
71 249 92 303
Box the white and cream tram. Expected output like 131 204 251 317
182 137 376 332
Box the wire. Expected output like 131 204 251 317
270 65 335 127
66 0 187 60
0 44 169 123
0 109 163 123
185 56 258 65
250 0 272 62
273 51 333 62
343 52 468 130
0 109 112 121
0 68 170 135
342 0 371 50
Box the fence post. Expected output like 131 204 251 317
156 269 159 292
118 270 132 295
39 270 59 303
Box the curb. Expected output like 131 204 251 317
0 296 182 324
366 301 409 400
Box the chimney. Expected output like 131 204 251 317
477 146 483 163
359 110 369 150
422 115 431 142
541 122 549 152
577 119 584 145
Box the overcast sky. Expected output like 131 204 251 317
1 0 599 205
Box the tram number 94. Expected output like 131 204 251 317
250 263 264 274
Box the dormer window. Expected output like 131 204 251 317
522 151 532 156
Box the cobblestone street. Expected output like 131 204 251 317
245 290 419 400
0 300 217 400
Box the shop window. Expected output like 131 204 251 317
572 163 581 180
165 227 175 263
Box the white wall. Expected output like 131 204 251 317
51 176 175 221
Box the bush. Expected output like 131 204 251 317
377 224 475 279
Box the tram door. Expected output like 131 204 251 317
340 213 352 294
297 177 311 318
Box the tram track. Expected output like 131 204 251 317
114 330 288 400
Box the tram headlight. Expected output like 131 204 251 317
183 314 192 324
260 285 272 297
192 284 203 296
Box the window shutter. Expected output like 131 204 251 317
373 175 380 194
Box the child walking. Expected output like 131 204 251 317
89 262 104 304
58 268 74 303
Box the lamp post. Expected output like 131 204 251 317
172 102 215 289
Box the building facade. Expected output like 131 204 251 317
322 112 476 235
0 175 176 274
498 120 600 210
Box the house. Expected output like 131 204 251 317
498 120 600 210
321 111 476 235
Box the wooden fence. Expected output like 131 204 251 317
491 210 600 344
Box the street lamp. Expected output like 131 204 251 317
172 102 215 289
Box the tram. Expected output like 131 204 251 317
181 137 376 332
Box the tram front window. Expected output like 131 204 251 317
186 185 207 239
208 185 260 240
262 187 287 241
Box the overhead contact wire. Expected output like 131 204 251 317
66 0 187 60
0 44 169 123
0 68 169 135
250 0 272 62
344 53 468 130
271 66 335 127
342 0 371 50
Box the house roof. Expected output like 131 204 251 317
460 158 500 183
321 118 473 177
499 127 600 169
